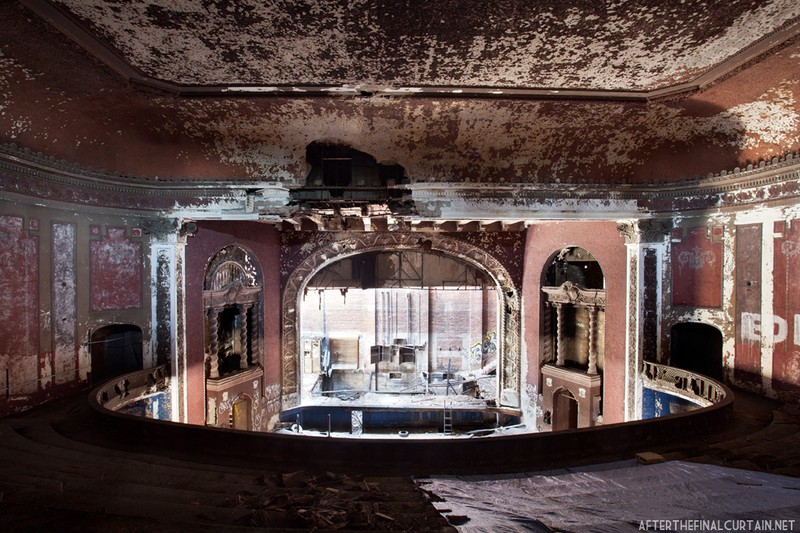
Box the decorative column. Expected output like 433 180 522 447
239 305 250 369
617 218 672 421
146 218 189 423
554 302 565 367
587 305 598 375
249 303 260 366
208 307 220 378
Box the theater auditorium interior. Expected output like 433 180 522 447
1 0 800 530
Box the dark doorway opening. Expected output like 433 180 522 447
90 325 143 384
670 323 723 381
552 388 579 431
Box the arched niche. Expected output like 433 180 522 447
541 246 606 373
552 387 579 431
281 233 521 409
539 246 605 430
203 245 263 379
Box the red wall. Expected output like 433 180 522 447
772 219 800 395
0 215 40 408
671 226 723 308
184 221 281 425
523 221 628 423
90 227 143 311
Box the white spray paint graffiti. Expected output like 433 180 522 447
741 312 800 345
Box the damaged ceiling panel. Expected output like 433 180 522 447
46 0 800 91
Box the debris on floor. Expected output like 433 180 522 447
225 471 450 530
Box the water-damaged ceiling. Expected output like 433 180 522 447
38 0 800 95
1 0 799 186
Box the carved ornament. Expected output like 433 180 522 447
542 282 606 307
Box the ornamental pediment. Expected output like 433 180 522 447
542 281 606 307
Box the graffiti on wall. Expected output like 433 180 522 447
468 331 497 370
741 313 800 345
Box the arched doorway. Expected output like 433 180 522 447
90 325 143 384
232 396 252 430
552 388 579 431
670 323 723 381
282 233 521 410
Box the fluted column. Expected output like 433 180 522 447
587 305 598 375
239 305 250 369
554 302 565 366
208 307 220 378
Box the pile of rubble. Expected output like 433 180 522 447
224 470 454 530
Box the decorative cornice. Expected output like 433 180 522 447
541 363 603 388
203 283 261 308
412 152 800 202
206 366 263 392
1 142 798 215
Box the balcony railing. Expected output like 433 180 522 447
642 361 726 408
93 365 169 412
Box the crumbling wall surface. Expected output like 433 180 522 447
662 206 800 403
1 2 799 188
0 198 152 416
0 214 39 413
184 221 281 426
522 221 627 423
771 219 800 397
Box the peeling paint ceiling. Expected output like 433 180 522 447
0 0 799 186
46 0 800 92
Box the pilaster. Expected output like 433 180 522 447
617 218 672 421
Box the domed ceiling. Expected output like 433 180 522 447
1 0 799 187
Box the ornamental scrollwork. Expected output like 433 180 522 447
781 238 800 258
677 246 716 273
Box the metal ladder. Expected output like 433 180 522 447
442 401 453 435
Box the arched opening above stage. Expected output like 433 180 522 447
300 250 499 403
281 233 522 414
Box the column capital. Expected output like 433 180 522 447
617 219 673 244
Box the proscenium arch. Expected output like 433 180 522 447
281 232 521 409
